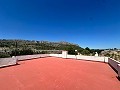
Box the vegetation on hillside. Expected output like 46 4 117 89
0 39 103 58
100 50 120 61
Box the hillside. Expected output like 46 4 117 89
0 39 81 50
0 39 86 57
100 50 120 61
0 39 104 58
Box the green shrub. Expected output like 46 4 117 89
0 54 11 58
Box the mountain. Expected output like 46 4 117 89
0 39 83 56
1 39 104 58
0 39 79 49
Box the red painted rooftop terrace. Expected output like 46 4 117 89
0 57 120 90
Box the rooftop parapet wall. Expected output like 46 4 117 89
108 58 120 72
0 57 17 67
76 55 108 62
16 54 49 61
0 54 49 68
49 54 108 63
0 53 110 68
49 54 61 57
118 64 120 78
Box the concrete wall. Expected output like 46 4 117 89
58 54 63 57
118 64 120 77
49 54 108 63
62 51 68 58
16 54 49 61
49 51 68 58
67 55 77 59
108 58 120 71
66 55 108 63
49 54 76 59
49 54 62 58
104 57 109 62
77 55 108 62
108 59 120 78
49 54 58 57
0 57 17 67
0 54 49 68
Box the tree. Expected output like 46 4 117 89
20 49 33 55
81 49 90 55
105 53 110 57
10 49 20 56
0 53 10 58
10 49 33 56
114 48 117 50
85 47 90 51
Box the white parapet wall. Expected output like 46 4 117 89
49 53 109 63
76 55 108 62
66 55 108 63
0 54 50 67
0 57 17 67
49 51 68 58
108 58 120 72
49 54 63 58
108 58 120 79
62 51 68 58
118 64 120 77
40 54 50 58
66 55 77 59
16 54 49 61
49 54 59 57
58 54 63 57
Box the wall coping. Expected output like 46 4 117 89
109 58 120 63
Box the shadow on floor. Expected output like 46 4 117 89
0 63 20 69
116 76 120 81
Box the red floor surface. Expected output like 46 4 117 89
0 57 120 90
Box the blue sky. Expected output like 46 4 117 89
0 0 120 49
